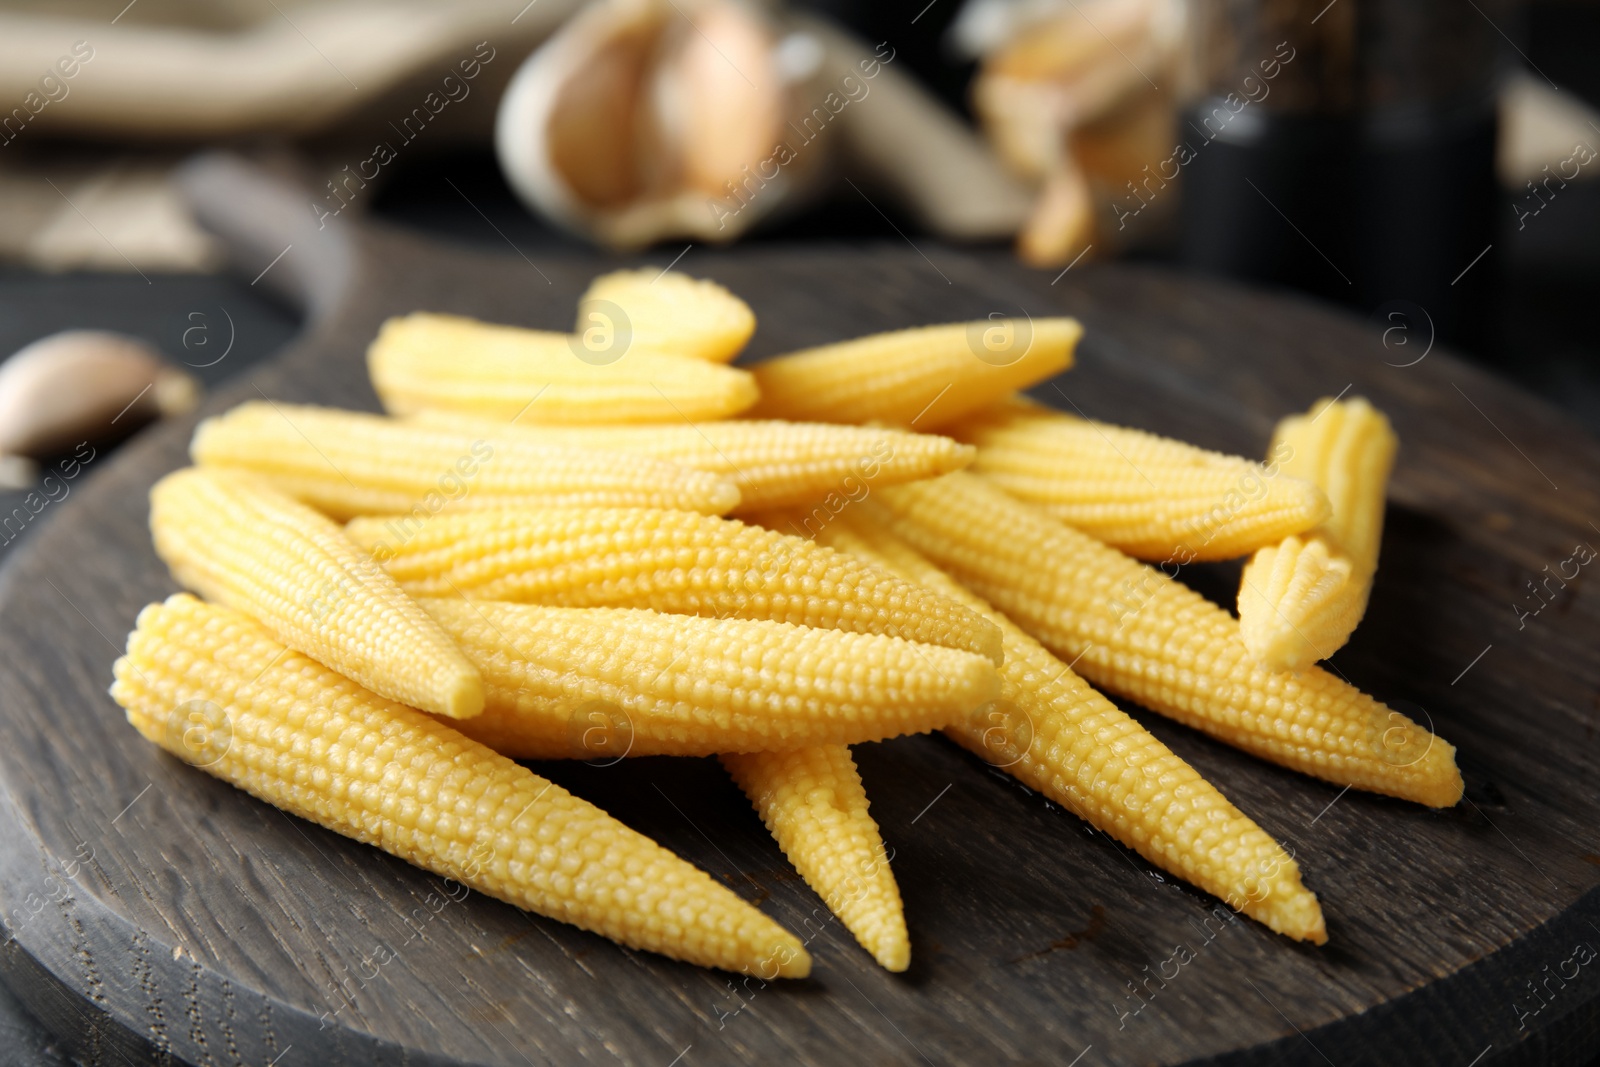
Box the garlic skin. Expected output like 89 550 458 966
0 330 200 468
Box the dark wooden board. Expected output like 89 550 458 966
2 158 1599 1067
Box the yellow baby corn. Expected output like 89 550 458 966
748 318 1082 429
1239 397 1398 671
870 473 1463 808
112 595 808 977
577 269 755 363
367 312 759 423
950 396 1332 561
149 467 483 720
411 412 975 511
722 746 910 970
191 401 740 519
802 512 1326 943
342 507 1002 664
419 599 1002 757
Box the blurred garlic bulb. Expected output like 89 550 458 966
958 0 1185 266
496 0 1030 248
0 331 199 486
971 0 1181 179
497 0 828 248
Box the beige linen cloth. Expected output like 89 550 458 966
0 0 579 271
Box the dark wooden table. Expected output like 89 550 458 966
1 158 1597 1066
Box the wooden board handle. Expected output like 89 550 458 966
175 152 357 324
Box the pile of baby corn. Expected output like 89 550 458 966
111 268 1462 981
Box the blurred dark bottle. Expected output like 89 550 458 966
1177 0 1508 348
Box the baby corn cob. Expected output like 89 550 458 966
950 396 1332 561
368 312 759 423
149 467 482 719
748 319 1082 429
112 595 809 976
191 401 740 519
870 473 1463 807
577 269 755 363
411 412 975 511
419 600 1002 757
722 746 910 970
796 512 1325 943
1239 398 1398 671
342 507 1002 664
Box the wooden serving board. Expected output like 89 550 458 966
1 157 1599 1067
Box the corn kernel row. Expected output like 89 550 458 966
869 473 1463 808
112 595 810 976
342 506 1003 664
784 509 1327 943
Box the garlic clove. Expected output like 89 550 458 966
497 0 796 248
654 1 785 200
498 0 670 245
0 330 201 461
1017 159 1094 267
544 1 669 212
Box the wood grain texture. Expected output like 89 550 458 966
1 202 1599 1066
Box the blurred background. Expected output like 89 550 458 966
0 0 1596 1059
1 0 1597 497
0 1 1594 492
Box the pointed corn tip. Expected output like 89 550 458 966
1363 732 1462 808
728 372 761 414
707 478 743 515
1284 901 1329 946
764 938 812 979
873 939 911 973
973 617 1005 666
1237 854 1327 945
1413 738 1465 809
945 441 979 473
436 669 486 720
1278 475 1334 528
341 518 381 550
1039 316 1084 366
